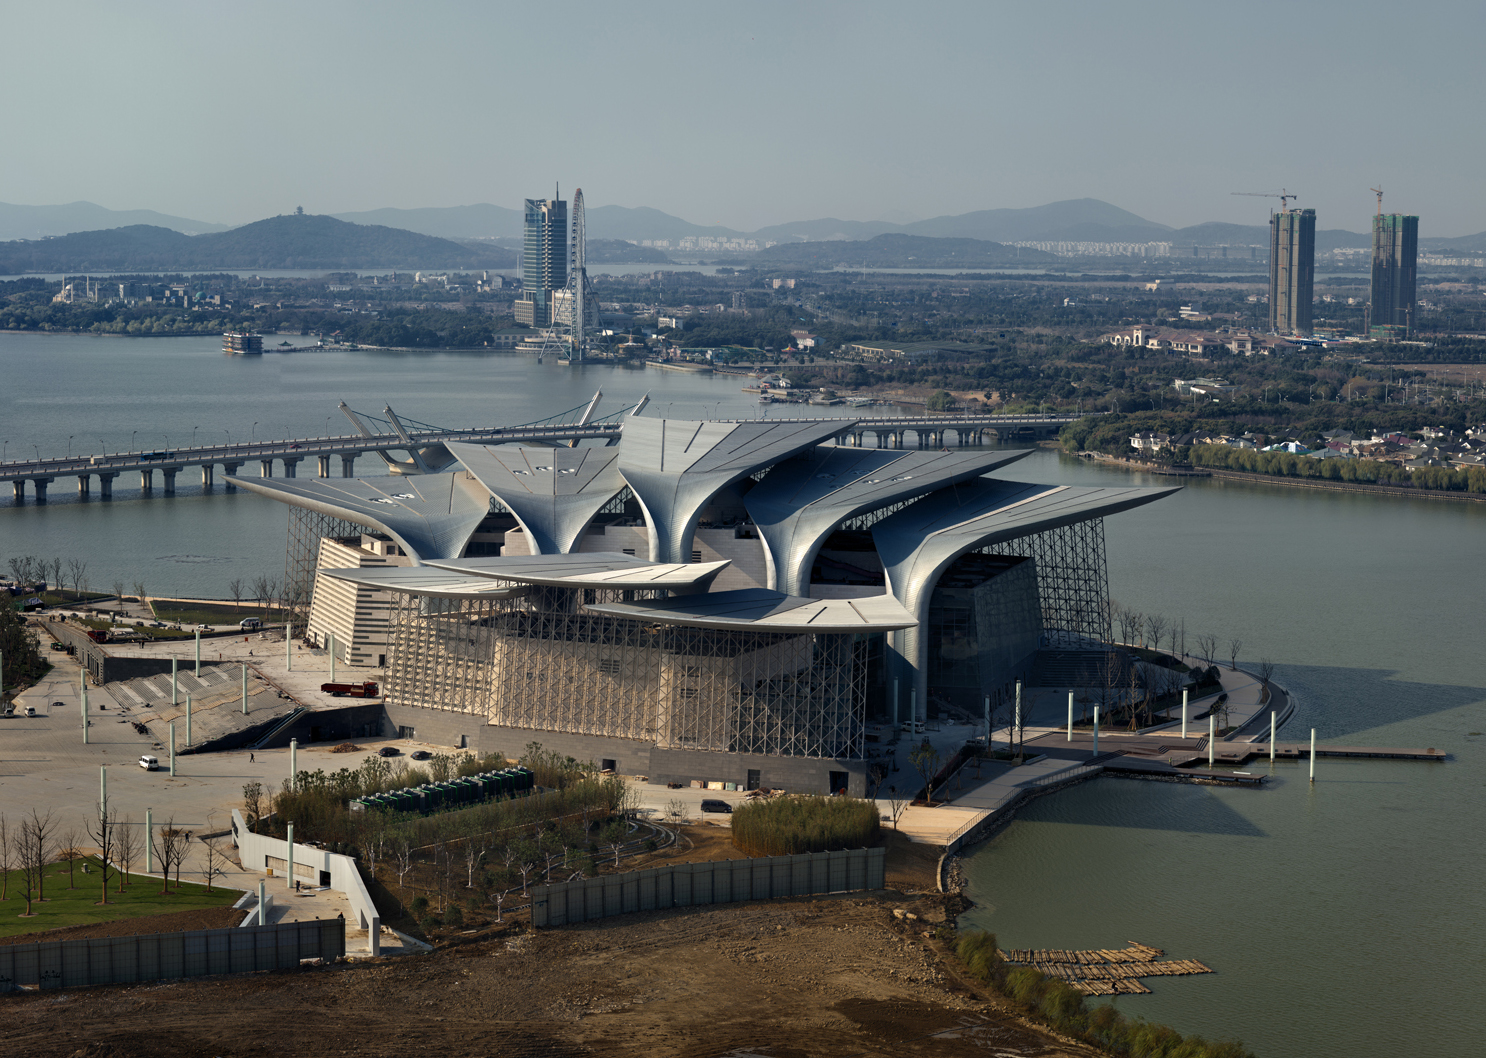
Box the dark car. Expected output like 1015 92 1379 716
410 750 432 761
700 798 732 814
378 746 400 757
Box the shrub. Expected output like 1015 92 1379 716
730 795 880 857
955 930 1002 982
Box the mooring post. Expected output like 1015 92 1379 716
1209 714 1215 766
242 663 248 715
145 807 153 872
286 822 295 889
100 765 107 822
169 720 177 776
258 879 268 925
1067 690 1074 741
290 737 298 790
1270 711 1276 762
195 628 201 676
186 693 192 746
171 657 178 706
984 694 991 749
82 681 89 744
892 677 899 729
285 622 292 671
1310 728 1316 783
1092 706 1099 757
1181 688 1189 739
1014 679 1022 748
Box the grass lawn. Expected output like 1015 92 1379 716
0 857 241 939
152 601 281 625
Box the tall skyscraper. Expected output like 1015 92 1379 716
1371 213 1418 338
515 196 567 327
1269 208 1315 334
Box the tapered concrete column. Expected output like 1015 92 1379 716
200 464 214 488
222 462 241 489
286 823 294 889
32 477 50 502
161 468 178 494
11 481 22 503
259 460 274 477
340 453 356 477
140 469 154 490
98 472 117 499
77 474 90 497
317 455 331 477
281 457 301 478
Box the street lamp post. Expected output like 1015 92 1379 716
192 426 199 447
252 422 258 442
68 435 73 458
131 430 137 452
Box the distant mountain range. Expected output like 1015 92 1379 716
5 197 1486 264
0 214 513 274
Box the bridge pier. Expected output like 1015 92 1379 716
77 474 90 498
140 469 154 491
317 455 331 477
98 472 117 499
32 477 52 502
282 457 302 478
162 468 178 495
260 460 274 478
11 481 21 503
201 464 214 488
340 454 356 477
222 462 241 489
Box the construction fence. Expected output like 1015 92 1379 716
532 846 885 927
0 917 344 992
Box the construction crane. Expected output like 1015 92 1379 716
1371 186 1384 215
1232 189 1298 210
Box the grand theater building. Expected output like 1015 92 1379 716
234 417 1175 795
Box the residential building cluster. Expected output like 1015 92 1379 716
1132 425 1486 472
1099 325 1295 357
637 237 775 252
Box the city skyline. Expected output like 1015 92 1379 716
2 1 1482 234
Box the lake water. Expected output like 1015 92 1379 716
2 333 1480 1055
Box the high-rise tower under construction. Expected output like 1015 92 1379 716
1269 208 1315 335
1371 213 1418 338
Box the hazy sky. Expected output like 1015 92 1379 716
4 0 1482 234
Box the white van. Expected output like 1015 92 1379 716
239 618 262 631
138 755 159 771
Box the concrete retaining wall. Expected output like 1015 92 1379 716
231 809 381 955
532 846 885 927
0 917 342 991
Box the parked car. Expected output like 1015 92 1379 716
378 746 400 758
138 755 159 771
24 705 37 717
700 798 732 814
410 750 432 761
198 623 212 630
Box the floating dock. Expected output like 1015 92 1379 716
1000 943 1213 996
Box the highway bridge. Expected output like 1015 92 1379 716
0 395 1085 503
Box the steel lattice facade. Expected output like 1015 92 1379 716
977 517 1111 646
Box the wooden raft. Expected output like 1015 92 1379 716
1000 943 1212 997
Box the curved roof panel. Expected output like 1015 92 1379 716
585 586 917 632
318 566 528 599
423 552 730 591
743 447 1033 594
445 442 625 554
227 474 492 561
617 417 853 564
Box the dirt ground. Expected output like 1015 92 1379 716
0 891 1099 1058
0 906 246 947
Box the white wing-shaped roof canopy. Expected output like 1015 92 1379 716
743 447 1033 595
317 565 529 599
445 442 625 555
227 474 492 561
871 479 1181 714
617 417 854 564
585 586 917 633
422 552 730 591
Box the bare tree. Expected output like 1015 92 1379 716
58 826 83 889
1145 614 1168 657
242 781 265 834
116 813 140 889
885 790 909 831
463 831 484 889
200 820 226 893
86 807 114 904
908 741 942 805
48 557 63 595
12 824 39 916
25 809 55 903
1196 633 1218 666
515 841 538 895
1228 638 1243 671
251 575 272 616
354 816 381 880
604 819 628 866
393 837 415 892
0 815 13 901
153 820 190 894
67 558 87 596
228 578 245 612
664 799 688 825
1125 609 1144 647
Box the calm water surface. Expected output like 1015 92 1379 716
3 334 1481 1055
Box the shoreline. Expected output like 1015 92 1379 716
1079 451 1486 503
